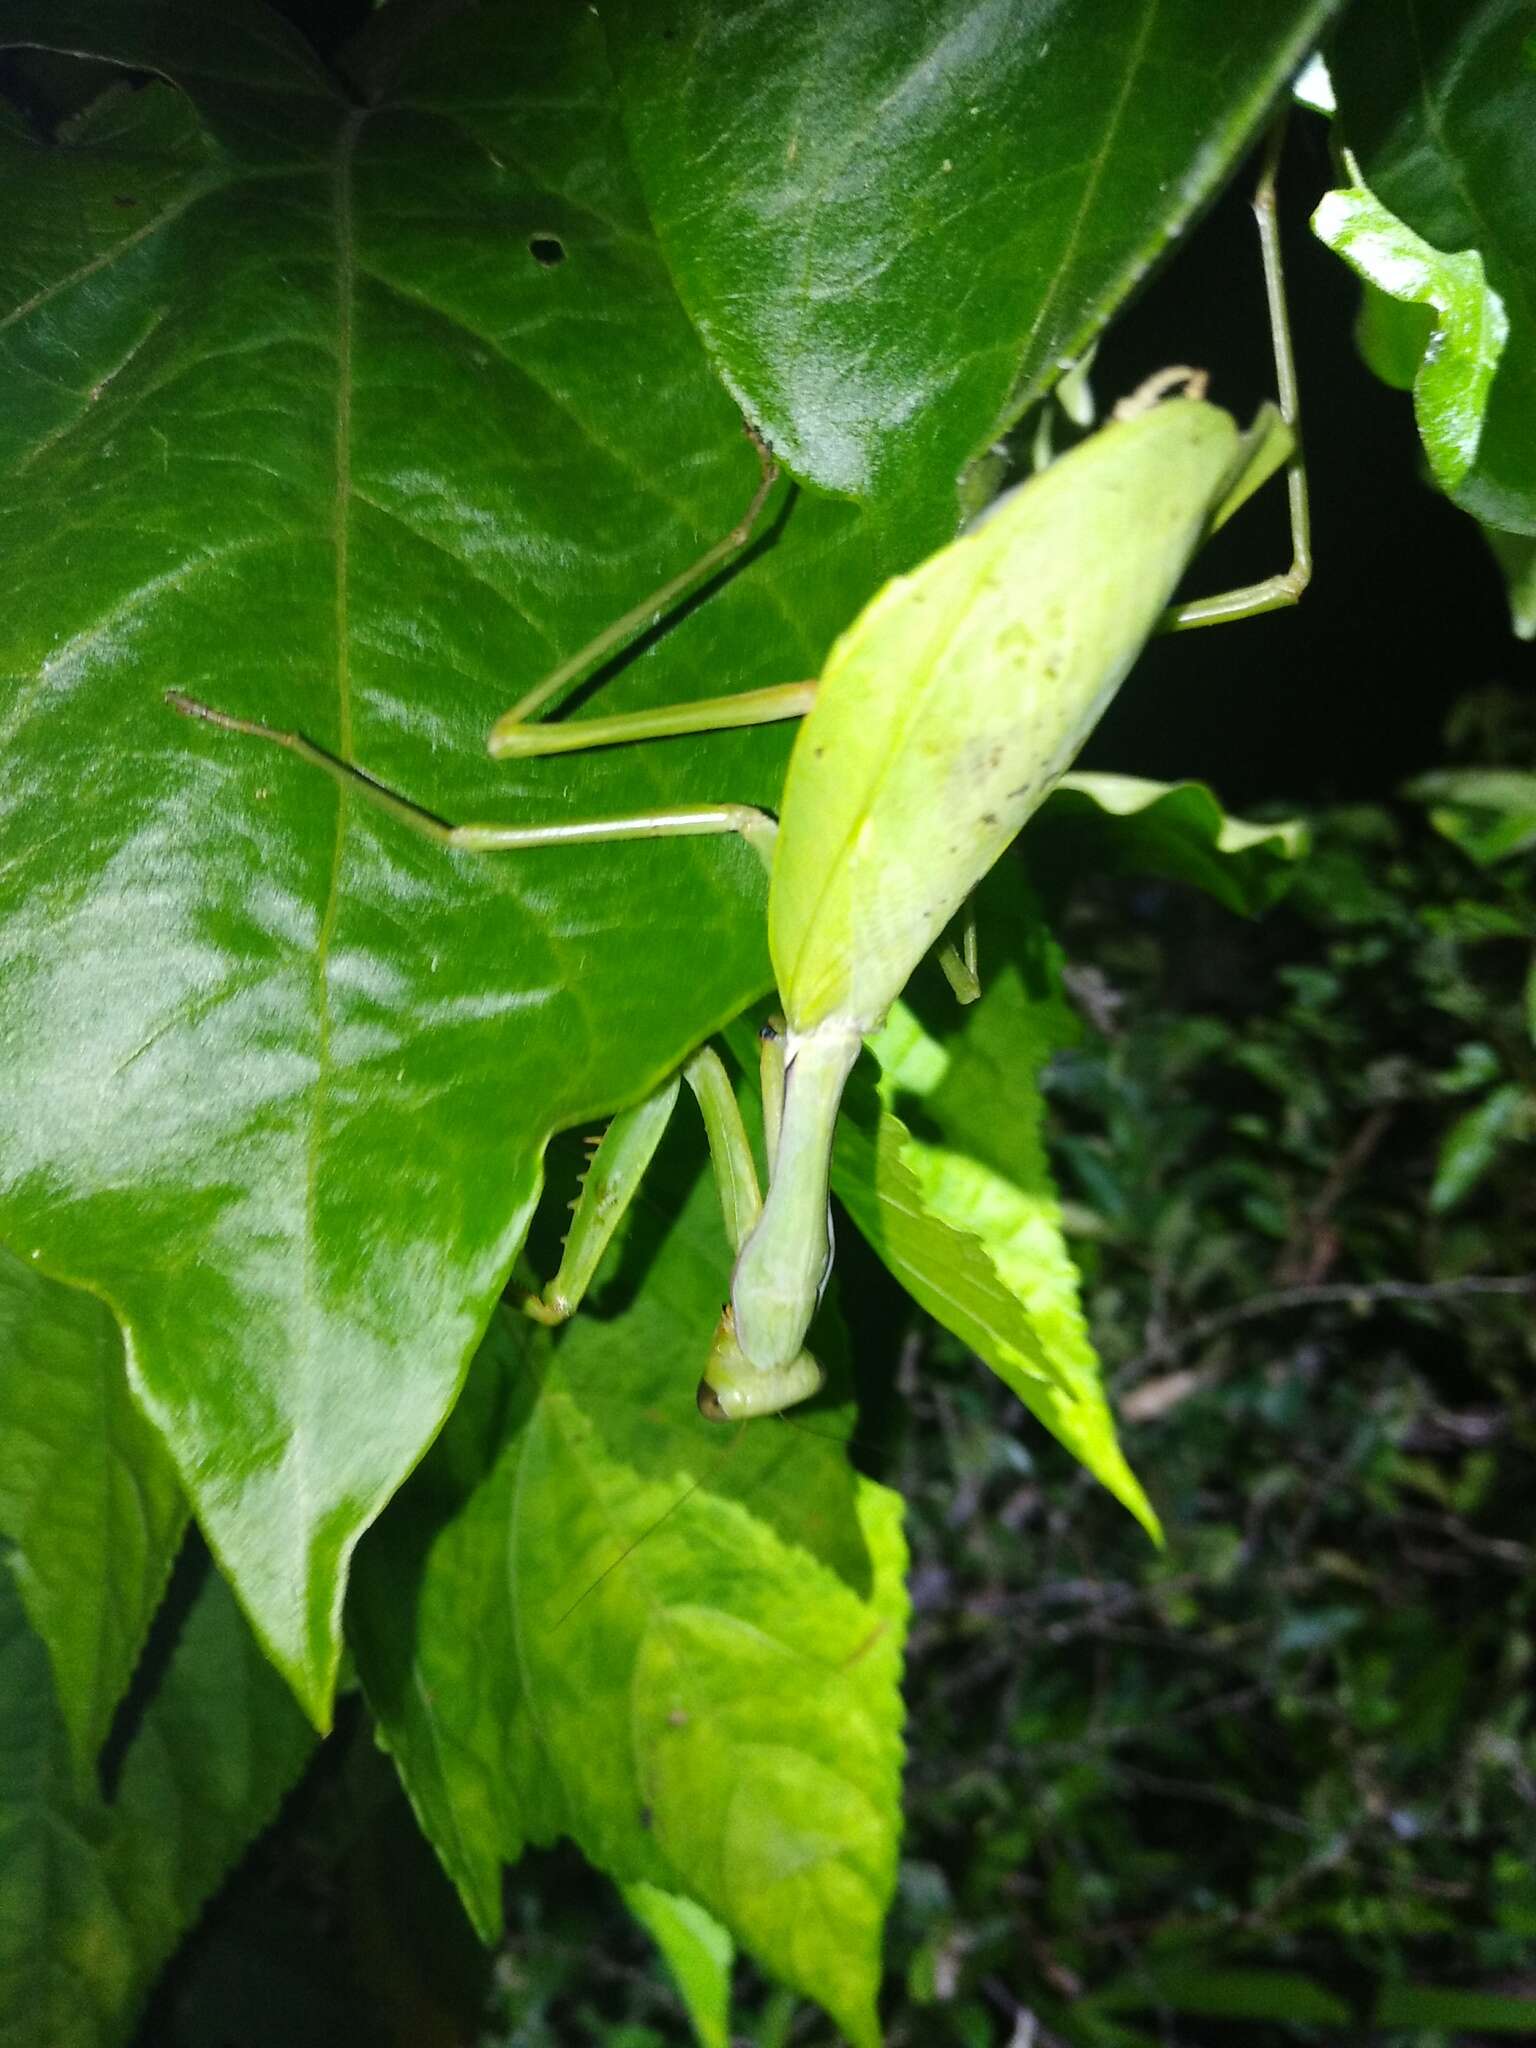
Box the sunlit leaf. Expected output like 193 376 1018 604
837 883 1160 1541
350 1122 907 2048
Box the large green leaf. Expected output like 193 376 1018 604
0 1559 315 2048
0 1249 186 1779
349 1127 908 2048
0 0 896 1724
0 0 1338 1727
1329 0 1536 534
609 0 1345 499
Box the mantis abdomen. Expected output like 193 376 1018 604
731 397 1257 1378
769 398 1246 1039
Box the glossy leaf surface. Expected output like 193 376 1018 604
0 0 891 1723
1330 0 1536 534
0 1250 186 1777
0 0 1337 1732
611 0 1344 499
349 1128 908 2048
0 1560 315 2048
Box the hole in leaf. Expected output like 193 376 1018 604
528 234 567 267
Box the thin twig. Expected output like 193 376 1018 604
1124 1273 1536 1379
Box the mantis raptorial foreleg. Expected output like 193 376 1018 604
523 1073 682 1326
936 903 982 1005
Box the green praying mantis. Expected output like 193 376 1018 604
168 143 1309 1423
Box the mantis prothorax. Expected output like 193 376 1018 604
168 137 1309 1422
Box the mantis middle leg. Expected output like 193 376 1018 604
1164 119 1311 631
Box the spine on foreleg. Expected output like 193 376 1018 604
728 1017 862 1374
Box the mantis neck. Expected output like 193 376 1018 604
729 1018 862 1375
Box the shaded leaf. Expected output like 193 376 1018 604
0 1247 186 1779
1405 768 1536 866
610 0 1345 500
1031 772 1307 913
1354 273 1434 391
1430 1082 1528 1213
350 1123 908 2048
0 1559 315 2048
1091 1962 1352 2025
1373 1982 1536 2032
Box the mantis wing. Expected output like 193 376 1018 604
768 398 1256 1038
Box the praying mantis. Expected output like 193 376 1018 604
168 143 1309 1423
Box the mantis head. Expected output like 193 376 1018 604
697 1304 826 1421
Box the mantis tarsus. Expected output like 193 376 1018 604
168 139 1309 1422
